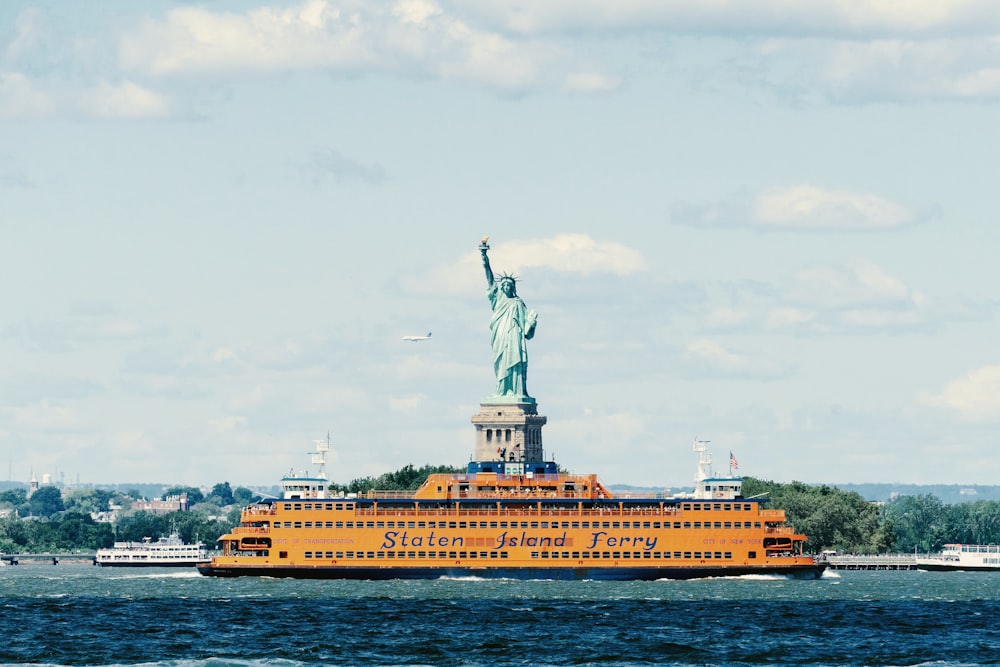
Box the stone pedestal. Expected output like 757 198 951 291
471 400 547 463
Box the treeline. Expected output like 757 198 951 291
5 469 1000 555
0 484 252 554
744 477 1000 554
330 464 465 495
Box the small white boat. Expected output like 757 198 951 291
95 533 210 567
916 544 1000 571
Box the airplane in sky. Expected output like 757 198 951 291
402 332 432 342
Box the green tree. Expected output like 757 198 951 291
28 486 65 518
208 482 234 506
0 488 27 506
233 486 256 506
882 494 948 553
741 477 885 554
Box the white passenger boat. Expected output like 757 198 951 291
915 544 1000 571
95 533 210 567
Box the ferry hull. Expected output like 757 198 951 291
96 561 209 568
197 563 827 580
916 563 1000 572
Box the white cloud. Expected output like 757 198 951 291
77 80 170 119
682 339 791 379
117 0 574 94
673 185 929 231
445 0 1000 37
753 185 916 229
562 69 621 93
496 234 648 275
765 36 1000 103
0 70 54 117
405 234 648 296
921 366 1000 421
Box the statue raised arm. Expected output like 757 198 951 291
480 238 537 399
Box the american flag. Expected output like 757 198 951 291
730 451 739 470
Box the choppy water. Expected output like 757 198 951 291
2 563 999 666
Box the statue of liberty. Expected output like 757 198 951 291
480 237 537 399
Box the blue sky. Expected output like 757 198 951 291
3 0 1000 489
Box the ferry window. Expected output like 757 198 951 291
694 552 702 559
366 551 374 558
407 551 416 558
282 504 291 510
713 504 722 511
387 552 396 559
572 552 580 559
408 521 416 528
346 551 355 558
582 552 590 559
345 504 354 510
449 522 457 528
572 522 580 528
724 552 732 559
540 552 549 559
325 522 333 528
693 504 702 511
294 522 302 528
418 521 426 528
428 552 437 559
743 504 751 511
336 552 344 558
449 552 457 558
613 552 621 559
715 552 723 559
602 522 610 528
754 522 762 529
561 552 569 559
724 522 732 529
744 522 752 528
489 552 498 559
279 551 288 559
692 522 700 529
643 522 651 528
366 521 375 528
531 552 539 559
283 522 292 528
335 522 344 528
459 522 467 528
682 504 691 511
500 521 508 528
304 522 312 528
642 552 651 559
683 552 691 559
602 552 610 558
459 552 468 558
734 504 741 511
480 551 489 558
561 522 571 528
500 552 509 559
582 521 590 528
530 522 539 528
714 522 722 529
346 522 354 528
325 552 333 558
376 521 385 528
490 522 498 528
304 552 312 558
418 551 427 558
748 551 757 559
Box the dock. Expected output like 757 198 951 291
824 554 917 570
2 553 97 565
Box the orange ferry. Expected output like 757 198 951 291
198 437 824 580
